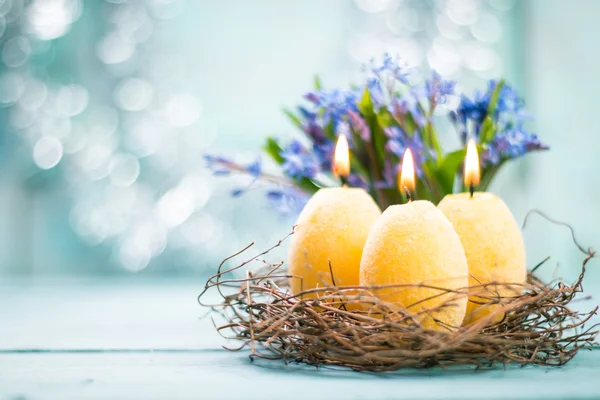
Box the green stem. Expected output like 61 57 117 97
425 121 443 162
364 138 388 209
479 162 504 192
421 99 443 162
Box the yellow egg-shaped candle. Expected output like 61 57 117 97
438 192 526 325
359 200 469 331
288 187 381 297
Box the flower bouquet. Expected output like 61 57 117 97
205 53 548 210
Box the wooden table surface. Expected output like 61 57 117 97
1 279 599 400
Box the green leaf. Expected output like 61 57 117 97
350 155 369 178
375 108 394 128
263 137 285 164
415 180 436 203
282 108 303 129
373 108 396 166
486 79 505 116
436 149 465 195
358 86 375 117
402 113 417 136
479 161 505 191
421 160 444 203
357 86 385 167
324 120 336 140
313 75 322 90
479 116 495 144
263 138 320 194
425 122 443 162
346 121 371 177
356 88 387 201
381 187 402 207
369 113 387 169
296 177 321 194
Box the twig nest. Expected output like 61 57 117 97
288 188 381 299
201 210 597 371
438 192 526 325
359 200 469 331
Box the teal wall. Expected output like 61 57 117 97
492 1 600 287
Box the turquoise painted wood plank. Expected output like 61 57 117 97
0 350 599 400
1 280 598 399
0 279 218 350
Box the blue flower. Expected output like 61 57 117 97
298 106 327 143
455 91 489 125
424 69 456 106
347 174 369 190
455 80 548 165
490 80 520 114
266 188 309 215
369 53 414 85
231 188 245 197
391 96 427 128
366 77 386 109
203 154 263 180
374 159 398 189
383 126 429 177
336 120 351 138
347 110 371 142
455 80 531 136
494 83 531 127
481 129 549 166
203 154 235 175
246 158 261 178
304 92 319 103
203 154 230 166
303 88 358 130
312 140 334 171
280 140 320 181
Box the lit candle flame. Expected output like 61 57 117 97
399 148 415 198
333 134 350 178
464 139 480 189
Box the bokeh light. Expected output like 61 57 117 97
114 78 154 111
33 136 63 169
165 93 202 127
25 0 82 40
352 0 512 81
0 0 515 272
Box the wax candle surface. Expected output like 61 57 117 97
359 200 468 331
288 188 381 297
438 192 526 325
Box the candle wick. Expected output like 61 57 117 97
340 175 348 188
469 183 475 199
404 186 412 203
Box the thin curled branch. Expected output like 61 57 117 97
523 209 593 255
199 213 598 372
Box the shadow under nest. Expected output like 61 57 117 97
198 210 599 372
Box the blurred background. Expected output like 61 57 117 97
0 0 597 292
